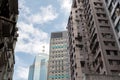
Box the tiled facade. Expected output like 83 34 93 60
67 0 120 80
47 31 70 80
0 0 19 80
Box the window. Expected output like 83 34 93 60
73 0 77 8
78 0 80 3
102 33 113 39
98 19 108 24
80 61 85 67
73 47 75 52
94 2 103 6
106 50 118 56
109 60 113 65
102 14 107 17
95 8 104 12
112 12 117 22
96 13 106 17
106 50 110 55
76 72 78 76
100 60 103 69
108 3 113 13
111 70 120 75
104 41 115 47
115 20 120 32
105 20 108 24
96 13 100 17
100 26 110 30
75 63 77 68
75 20 79 24
111 41 115 46
117 60 120 65
75 10 78 13
76 15 78 18
74 55 76 58
96 68 100 73
113 50 118 56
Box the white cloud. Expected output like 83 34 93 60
54 21 67 30
15 1 56 55
14 0 68 80
61 22 68 30
18 0 31 18
13 55 29 80
19 0 58 25
15 66 29 80
15 22 49 55
28 5 58 24
58 0 72 13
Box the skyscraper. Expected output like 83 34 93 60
47 31 70 80
67 0 120 80
103 0 120 48
28 53 48 80
0 0 19 79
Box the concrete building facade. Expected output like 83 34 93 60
0 0 19 80
47 31 70 80
67 0 120 80
28 53 48 80
103 0 120 49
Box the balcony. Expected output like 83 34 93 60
0 16 16 37
7 42 15 51
75 41 83 49
75 33 82 42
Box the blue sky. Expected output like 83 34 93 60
13 0 72 80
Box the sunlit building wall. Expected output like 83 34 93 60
47 31 70 80
103 0 120 49
67 0 120 80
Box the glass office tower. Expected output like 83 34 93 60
28 53 48 80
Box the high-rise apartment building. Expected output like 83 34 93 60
0 0 19 80
47 31 70 80
103 0 120 48
67 0 120 80
28 53 48 80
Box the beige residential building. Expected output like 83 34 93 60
67 0 120 80
103 0 120 49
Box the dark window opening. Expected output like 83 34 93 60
94 2 103 6
109 60 113 65
80 61 85 67
115 19 120 33
106 50 110 55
